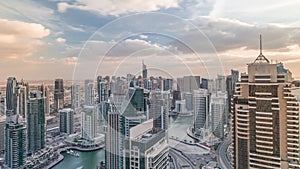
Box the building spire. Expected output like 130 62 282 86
260 34 262 55
253 34 270 64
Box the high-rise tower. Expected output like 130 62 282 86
85 80 94 106
6 77 17 115
54 79 64 112
5 115 26 168
193 88 210 136
232 35 300 168
27 91 45 155
105 105 121 169
5 77 27 169
142 60 147 80
59 108 74 134
71 84 81 111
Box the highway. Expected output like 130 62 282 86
217 137 232 169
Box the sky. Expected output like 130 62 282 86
1 0 300 81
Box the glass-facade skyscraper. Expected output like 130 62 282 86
27 92 45 155
54 79 64 112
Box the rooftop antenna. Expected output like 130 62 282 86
253 34 270 64
260 34 262 55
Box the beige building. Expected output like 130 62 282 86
232 38 300 168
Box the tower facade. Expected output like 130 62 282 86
193 88 210 136
210 91 227 139
232 36 300 168
38 84 50 115
5 77 27 168
27 92 46 154
71 84 81 111
54 79 64 112
81 106 97 140
5 116 26 169
105 106 121 169
85 80 94 106
59 108 74 134
142 60 147 80
98 81 108 103
150 91 167 130
6 77 17 113
124 119 169 169
0 115 5 153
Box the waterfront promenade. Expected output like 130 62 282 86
45 143 105 169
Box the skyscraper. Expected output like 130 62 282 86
0 115 5 153
105 105 121 169
210 91 227 139
85 80 94 106
6 77 17 115
215 75 227 92
193 89 210 136
163 78 173 91
5 77 27 169
27 91 45 155
142 60 147 80
124 119 169 169
185 92 193 111
59 108 74 134
0 97 5 115
71 84 81 111
177 76 201 93
226 70 239 124
5 115 26 169
15 84 27 118
38 84 50 115
106 86 148 169
54 79 64 112
200 78 208 89
232 36 300 168
98 81 108 103
150 91 167 130
81 106 97 141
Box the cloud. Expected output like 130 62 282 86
169 16 300 53
23 56 77 65
79 38 177 59
57 0 179 16
0 19 50 59
139 34 148 39
210 0 300 26
56 37 66 43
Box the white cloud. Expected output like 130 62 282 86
56 37 66 43
210 0 300 26
57 0 179 16
139 34 148 39
0 19 50 59
169 16 300 53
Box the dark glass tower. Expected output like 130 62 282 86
27 92 45 155
54 79 64 112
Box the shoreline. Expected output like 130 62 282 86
46 145 104 169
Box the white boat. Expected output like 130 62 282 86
66 150 80 157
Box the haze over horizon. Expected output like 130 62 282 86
1 0 300 81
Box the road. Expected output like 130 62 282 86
217 137 232 169
169 148 197 169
